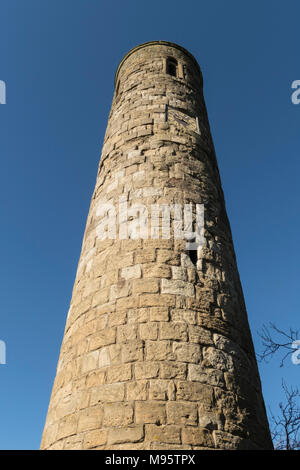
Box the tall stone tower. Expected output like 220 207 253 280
41 41 273 450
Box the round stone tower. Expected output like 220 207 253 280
41 41 273 450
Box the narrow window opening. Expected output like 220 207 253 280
188 249 198 266
116 80 120 96
186 236 198 266
166 57 178 77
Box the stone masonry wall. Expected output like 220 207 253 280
40 41 273 450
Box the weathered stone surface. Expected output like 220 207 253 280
149 307 169 322
160 361 187 379
81 350 99 374
139 322 158 340
170 308 196 324
182 427 214 447
77 405 103 433
146 340 175 361
41 41 273 451
63 435 83 450
90 383 125 404
176 381 214 404
213 430 244 449
127 381 147 400
135 402 166 424
106 363 132 383
159 322 187 341
83 429 107 448
133 278 160 294
143 264 171 278
56 414 78 440
135 362 159 379
173 342 201 363
149 380 169 400
167 402 197 425
89 328 116 350
117 324 138 343
86 370 105 388
188 325 212 344
161 279 194 297
107 426 144 445
202 347 234 372
128 307 148 323
145 424 181 444
121 341 144 363
188 364 225 387
198 411 222 431
103 402 133 427
120 264 142 280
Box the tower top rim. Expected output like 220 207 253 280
114 41 201 87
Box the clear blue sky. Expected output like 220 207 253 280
0 0 299 449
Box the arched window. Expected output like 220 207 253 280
166 57 178 77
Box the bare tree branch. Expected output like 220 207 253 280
257 323 300 448
270 380 300 450
257 323 299 367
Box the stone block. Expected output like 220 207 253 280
160 361 187 379
139 322 158 340
133 279 159 294
160 322 187 341
121 341 144 363
167 402 197 426
149 307 169 322
77 405 103 432
106 363 132 383
90 383 125 404
135 401 166 424
127 380 147 400
107 426 144 445
83 429 107 449
149 380 169 400
56 414 78 440
161 279 194 297
182 427 214 447
135 362 159 379
143 263 172 278
89 328 116 350
188 364 225 387
176 381 214 404
146 340 175 361
173 342 201 363
121 264 142 280
117 324 138 343
145 425 181 444
103 402 133 427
